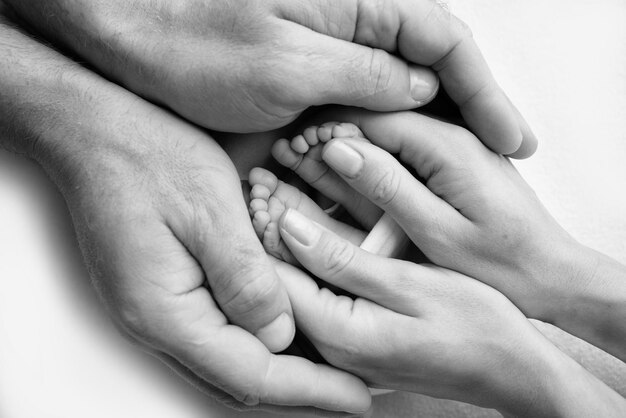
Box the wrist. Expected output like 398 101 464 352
1 19 143 177
0 20 84 158
526 236 597 322
4 1 131 86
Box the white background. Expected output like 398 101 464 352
1 1 625 417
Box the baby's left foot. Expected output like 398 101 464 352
249 167 366 264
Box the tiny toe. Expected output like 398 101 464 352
250 198 269 214
272 139 304 170
263 220 284 257
252 211 271 238
303 126 320 146
317 122 339 142
332 123 363 139
290 134 310 154
250 184 271 201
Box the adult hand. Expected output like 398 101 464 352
317 109 626 362
7 0 535 156
272 209 626 417
0 21 371 415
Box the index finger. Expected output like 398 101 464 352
277 0 537 157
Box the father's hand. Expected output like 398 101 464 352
0 20 370 414
57 108 369 413
8 0 535 156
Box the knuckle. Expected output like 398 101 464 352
322 237 356 277
369 167 399 205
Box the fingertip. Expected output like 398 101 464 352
409 65 439 106
463 109 522 156
508 112 539 159
507 133 538 159
254 312 296 353
494 130 524 156
338 374 372 415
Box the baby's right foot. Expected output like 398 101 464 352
249 167 366 264
271 122 382 230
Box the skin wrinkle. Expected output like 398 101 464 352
365 48 393 99
216 266 281 317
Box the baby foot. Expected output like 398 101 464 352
249 167 366 264
271 122 382 229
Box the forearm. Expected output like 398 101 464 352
3 0 107 55
0 13 92 159
0 10 152 181
3 0 140 92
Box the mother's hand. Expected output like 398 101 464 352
319 109 626 362
273 209 626 417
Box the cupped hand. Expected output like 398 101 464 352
8 0 535 156
32 88 371 414
272 208 577 417
316 109 595 329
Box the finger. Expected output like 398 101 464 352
335 109 492 182
272 259 410 364
278 208 425 316
105 217 371 414
157 289 371 413
394 1 532 155
167 160 295 353
506 98 539 159
152 352 364 417
319 136 469 247
277 0 536 156
280 24 440 110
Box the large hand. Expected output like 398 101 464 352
0 20 371 412
8 0 534 156
317 109 626 362
272 209 626 417
38 99 371 414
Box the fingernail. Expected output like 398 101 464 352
322 141 363 178
255 312 295 353
281 209 320 246
409 66 439 104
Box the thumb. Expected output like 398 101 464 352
169 176 295 353
290 30 439 110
